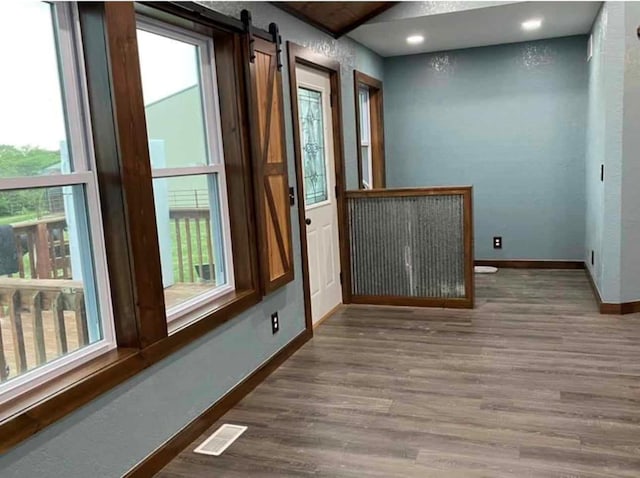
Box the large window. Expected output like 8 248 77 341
0 2 114 401
136 17 235 329
1 1 292 451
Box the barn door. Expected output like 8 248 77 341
245 34 294 294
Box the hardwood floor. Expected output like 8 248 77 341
157 269 640 477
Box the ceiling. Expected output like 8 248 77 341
349 1 602 57
273 2 397 38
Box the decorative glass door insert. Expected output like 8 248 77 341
298 87 328 206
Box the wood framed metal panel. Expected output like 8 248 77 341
354 70 386 189
345 186 475 308
287 41 351 329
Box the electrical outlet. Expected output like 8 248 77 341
271 312 279 334
493 236 502 249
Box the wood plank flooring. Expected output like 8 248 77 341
157 269 640 477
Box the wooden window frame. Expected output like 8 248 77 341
353 70 386 189
135 14 238 329
0 1 264 453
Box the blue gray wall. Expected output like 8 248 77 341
585 2 624 302
619 1 640 303
384 36 588 260
0 3 382 477
586 1 640 303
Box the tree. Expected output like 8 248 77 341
0 145 60 217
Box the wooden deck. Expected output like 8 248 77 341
158 269 640 477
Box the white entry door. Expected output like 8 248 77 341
296 65 342 325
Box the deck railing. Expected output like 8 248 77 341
169 208 215 283
12 216 70 280
8 209 216 284
0 207 218 381
0 278 86 382
345 186 474 308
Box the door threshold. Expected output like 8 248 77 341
313 303 344 330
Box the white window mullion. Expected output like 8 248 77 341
54 3 91 173
151 165 224 179
0 171 94 192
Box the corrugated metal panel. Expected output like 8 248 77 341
348 194 466 298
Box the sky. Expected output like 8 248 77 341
0 1 199 152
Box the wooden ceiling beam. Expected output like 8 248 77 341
273 2 397 38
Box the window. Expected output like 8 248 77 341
354 71 386 190
136 17 235 329
1 1 286 451
0 2 114 401
299 87 329 206
358 87 373 189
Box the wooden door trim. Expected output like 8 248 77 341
354 70 386 189
287 42 351 330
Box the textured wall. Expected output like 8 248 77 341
384 36 588 260
585 2 625 302
201 2 384 190
0 3 382 477
620 2 640 302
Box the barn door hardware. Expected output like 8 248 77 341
269 23 283 71
241 9 255 63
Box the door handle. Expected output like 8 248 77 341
305 218 311 225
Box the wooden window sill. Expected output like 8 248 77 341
0 288 260 453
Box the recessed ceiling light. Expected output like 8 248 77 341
521 18 542 31
406 35 424 45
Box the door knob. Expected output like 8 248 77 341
305 218 311 225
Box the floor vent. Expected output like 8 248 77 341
194 424 247 456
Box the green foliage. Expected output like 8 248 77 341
0 145 60 217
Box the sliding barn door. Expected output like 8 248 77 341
246 36 294 294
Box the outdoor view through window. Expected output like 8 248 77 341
137 18 234 328
0 2 114 400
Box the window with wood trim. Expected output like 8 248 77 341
0 0 271 452
136 16 236 330
354 71 386 189
246 37 294 294
0 1 115 402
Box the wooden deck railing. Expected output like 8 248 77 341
0 207 217 381
169 208 215 283
12 216 70 280
9 208 217 284
0 278 86 382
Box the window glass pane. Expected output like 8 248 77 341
359 87 370 144
0 186 103 382
137 28 209 168
361 145 372 189
0 2 73 178
152 174 229 314
298 87 328 206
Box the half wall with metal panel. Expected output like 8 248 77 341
345 187 474 308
